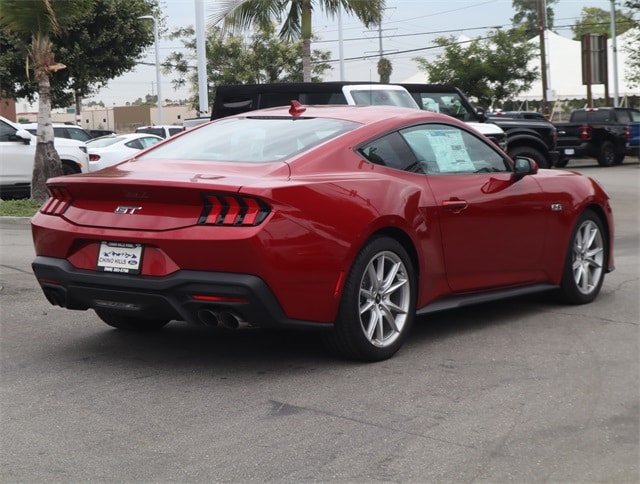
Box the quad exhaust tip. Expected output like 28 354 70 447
196 309 248 330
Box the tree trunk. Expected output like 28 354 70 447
302 38 312 82
301 0 312 82
74 90 82 124
31 76 63 202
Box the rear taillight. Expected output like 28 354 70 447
579 125 591 140
40 186 73 216
198 193 270 226
625 125 631 140
89 154 101 161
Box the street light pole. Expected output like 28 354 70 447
138 15 163 125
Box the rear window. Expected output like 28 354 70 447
86 136 124 148
136 127 167 138
349 89 417 108
137 117 360 163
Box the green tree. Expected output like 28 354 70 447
413 29 538 108
0 0 93 201
209 0 385 82
572 6 636 39
511 0 558 38
0 0 159 114
377 57 392 83
165 23 331 109
623 0 640 87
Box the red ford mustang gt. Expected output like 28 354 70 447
31 104 614 361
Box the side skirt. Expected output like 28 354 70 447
417 284 557 316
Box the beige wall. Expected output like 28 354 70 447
15 104 198 133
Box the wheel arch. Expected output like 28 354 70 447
583 202 614 272
366 226 421 282
60 158 82 174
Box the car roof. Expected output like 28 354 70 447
224 103 460 127
20 122 87 128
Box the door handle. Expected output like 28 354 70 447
442 199 468 212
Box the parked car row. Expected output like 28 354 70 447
1 120 183 198
0 116 89 199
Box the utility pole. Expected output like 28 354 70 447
537 0 549 116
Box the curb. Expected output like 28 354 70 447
0 216 33 225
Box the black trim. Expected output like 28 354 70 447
417 284 557 315
32 256 331 330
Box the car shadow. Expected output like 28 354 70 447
47 292 557 371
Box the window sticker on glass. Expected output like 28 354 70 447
426 130 475 173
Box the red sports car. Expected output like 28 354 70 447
31 103 614 361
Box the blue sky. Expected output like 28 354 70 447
83 0 619 107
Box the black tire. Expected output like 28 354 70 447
556 209 607 305
555 157 569 168
325 236 416 362
613 153 625 165
95 309 170 331
508 146 548 168
597 141 616 166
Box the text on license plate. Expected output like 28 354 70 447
97 241 143 274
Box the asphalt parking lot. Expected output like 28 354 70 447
1 159 638 483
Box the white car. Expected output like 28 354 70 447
135 125 185 138
0 115 89 199
20 122 94 142
87 133 163 172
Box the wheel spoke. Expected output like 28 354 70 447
571 217 605 296
357 249 412 348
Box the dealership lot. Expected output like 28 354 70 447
1 160 638 482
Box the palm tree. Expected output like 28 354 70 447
0 0 92 201
209 0 386 82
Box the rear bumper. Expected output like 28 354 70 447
32 256 331 330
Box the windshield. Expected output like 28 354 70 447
413 93 475 121
137 117 361 163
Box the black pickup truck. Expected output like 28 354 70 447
209 82 558 168
399 84 559 168
555 107 640 167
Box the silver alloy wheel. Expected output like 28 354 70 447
571 219 604 295
358 250 411 348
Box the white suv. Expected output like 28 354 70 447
20 122 93 142
0 116 89 199
135 125 185 138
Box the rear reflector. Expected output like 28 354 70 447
198 193 270 226
40 186 73 215
192 294 248 304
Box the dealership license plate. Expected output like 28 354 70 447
564 148 575 155
97 241 143 274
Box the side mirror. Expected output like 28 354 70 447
14 129 33 145
513 156 538 180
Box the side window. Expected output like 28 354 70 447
399 124 509 174
615 111 630 124
68 128 92 142
0 120 17 141
125 140 143 150
358 132 419 172
140 137 159 149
